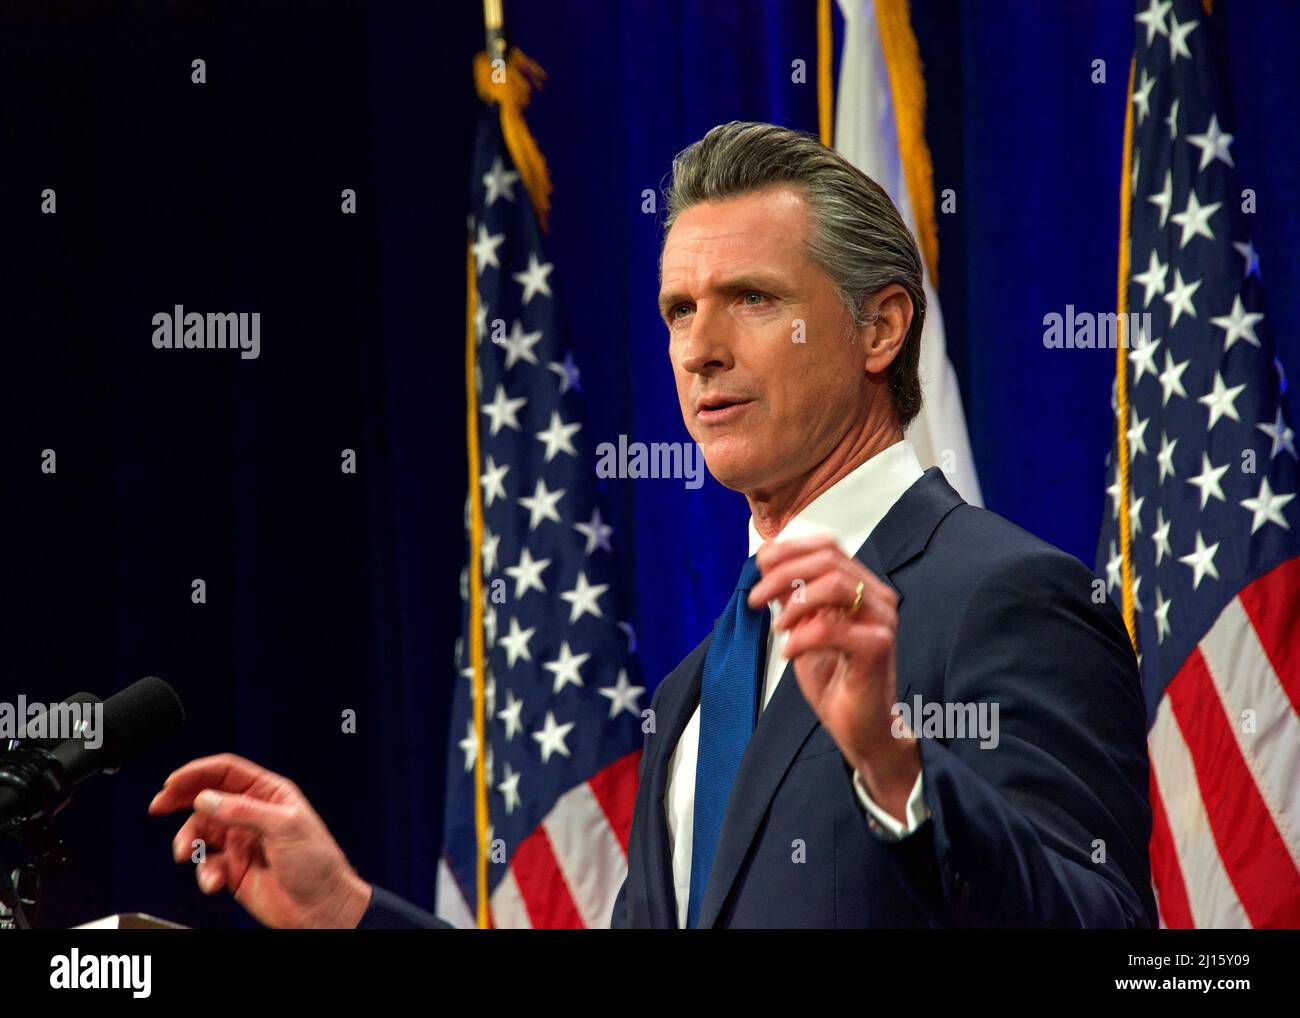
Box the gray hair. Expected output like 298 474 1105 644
662 121 927 427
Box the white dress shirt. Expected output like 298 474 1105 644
664 438 931 928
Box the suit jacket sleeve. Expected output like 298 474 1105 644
609 677 667 929
876 548 1157 928
357 885 453 929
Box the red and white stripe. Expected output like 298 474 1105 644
1148 556 1300 928
436 750 640 929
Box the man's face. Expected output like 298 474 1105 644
659 185 868 495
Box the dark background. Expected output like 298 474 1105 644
3 0 1297 928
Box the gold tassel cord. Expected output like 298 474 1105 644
1115 56 1138 649
474 49 553 233
875 0 940 288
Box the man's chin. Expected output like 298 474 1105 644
699 447 769 494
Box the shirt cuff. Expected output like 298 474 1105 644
852 767 929 840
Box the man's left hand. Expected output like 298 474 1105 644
748 535 920 821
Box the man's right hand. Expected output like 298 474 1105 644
148 752 373 929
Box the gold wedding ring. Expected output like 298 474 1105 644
846 580 864 617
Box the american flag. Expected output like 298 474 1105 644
1097 0 1300 927
437 103 644 928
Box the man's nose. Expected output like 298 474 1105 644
678 305 735 375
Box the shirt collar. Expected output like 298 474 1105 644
746 439 925 559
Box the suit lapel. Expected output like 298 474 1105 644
694 467 966 926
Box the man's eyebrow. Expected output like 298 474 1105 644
658 275 788 317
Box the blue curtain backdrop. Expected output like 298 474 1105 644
4 0 1297 927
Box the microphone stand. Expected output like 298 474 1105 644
0 743 75 930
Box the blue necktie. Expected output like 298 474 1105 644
687 554 770 928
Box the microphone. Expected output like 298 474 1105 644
0 677 185 831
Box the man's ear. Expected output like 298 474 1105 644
858 284 914 374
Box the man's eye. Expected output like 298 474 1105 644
671 304 692 320
743 292 766 305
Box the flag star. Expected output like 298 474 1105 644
1233 239 1261 279
1186 452 1229 509
599 668 645 720
1179 531 1220 589
504 546 550 599
1187 114 1234 172
1258 407 1297 459
1106 475 1123 520
1147 170 1174 228
1132 68 1155 125
498 319 544 369
1240 476 1294 533
1154 587 1173 644
474 299 489 341
518 478 565 530
483 604 498 647
1127 408 1151 458
535 410 581 461
482 741 496 786
1128 327 1160 383
458 720 478 772
1152 507 1173 565
1132 249 1168 308
543 640 590 694
481 528 501 574
1105 540 1123 592
560 569 609 623
1162 269 1201 326
457 665 494 721
548 351 582 394
1164 97 1180 139
1198 370 1246 429
1156 431 1178 483
497 689 525 740
1210 295 1263 352
498 616 537 668
1131 574 1143 613
497 762 522 815
574 506 614 554
472 223 506 274
482 156 520 205
1170 190 1220 248
480 455 510 506
1167 9 1197 64
1135 0 1170 45
482 384 528 435
1131 149 1141 196
512 252 554 304
1129 492 1146 536
1158 350 1190 406
532 711 575 764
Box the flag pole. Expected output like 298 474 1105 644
482 0 507 64
461 0 508 932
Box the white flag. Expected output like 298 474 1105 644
834 0 982 506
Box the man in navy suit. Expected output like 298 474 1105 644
150 121 1155 929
